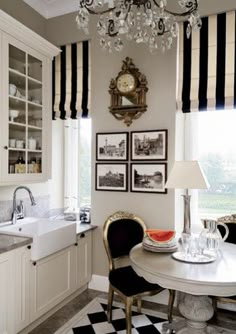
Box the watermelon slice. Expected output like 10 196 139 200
145 229 175 243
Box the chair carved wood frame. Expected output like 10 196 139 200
103 210 175 334
212 214 236 313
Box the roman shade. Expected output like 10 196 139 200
177 11 236 112
52 40 91 119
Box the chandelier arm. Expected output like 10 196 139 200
107 19 119 37
122 0 133 21
143 0 152 11
152 0 199 17
86 7 115 15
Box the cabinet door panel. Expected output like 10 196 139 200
0 32 51 184
0 252 15 334
30 246 76 321
76 232 92 289
15 247 31 332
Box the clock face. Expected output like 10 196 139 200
117 73 136 93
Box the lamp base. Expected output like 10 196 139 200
182 194 191 234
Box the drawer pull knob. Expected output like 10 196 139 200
80 233 85 238
4 146 8 150
74 242 78 246
27 245 31 250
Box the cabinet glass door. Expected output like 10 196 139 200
8 44 43 175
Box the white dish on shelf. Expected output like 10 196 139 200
9 84 17 96
16 140 24 149
9 138 16 148
28 137 36 150
172 251 217 264
9 109 19 121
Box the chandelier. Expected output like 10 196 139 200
76 0 201 53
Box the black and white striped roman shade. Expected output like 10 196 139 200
177 11 236 112
52 40 91 119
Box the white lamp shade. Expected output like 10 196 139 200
165 160 209 190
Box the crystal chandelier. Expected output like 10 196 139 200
76 0 201 53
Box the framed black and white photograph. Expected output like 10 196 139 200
95 163 128 192
130 163 167 193
96 132 128 161
131 130 168 161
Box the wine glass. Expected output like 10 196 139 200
181 233 191 258
198 229 208 258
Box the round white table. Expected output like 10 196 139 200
130 242 236 334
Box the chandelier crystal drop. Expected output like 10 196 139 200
76 0 201 53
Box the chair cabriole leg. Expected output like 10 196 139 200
125 297 133 334
107 284 114 322
137 297 142 313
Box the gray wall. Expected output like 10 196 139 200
46 14 177 276
0 0 46 37
45 1 236 277
1 1 236 277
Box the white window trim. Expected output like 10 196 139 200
64 119 80 211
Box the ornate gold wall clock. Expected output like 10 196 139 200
109 57 148 127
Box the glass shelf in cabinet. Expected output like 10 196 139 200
8 148 26 152
8 121 26 127
28 125 42 131
9 71 26 89
28 100 42 107
9 95 26 102
28 149 42 153
9 68 26 79
9 97 26 111
28 76 42 85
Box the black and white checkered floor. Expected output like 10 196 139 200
55 298 168 334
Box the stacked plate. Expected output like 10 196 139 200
142 230 178 253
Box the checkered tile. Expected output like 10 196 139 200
66 300 166 334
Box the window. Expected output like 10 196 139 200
79 119 91 206
64 118 91 210
182 111 236 230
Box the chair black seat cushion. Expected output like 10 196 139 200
109 266 162 297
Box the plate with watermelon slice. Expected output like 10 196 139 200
143 229 178 253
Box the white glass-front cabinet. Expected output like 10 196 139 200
0 10 59 184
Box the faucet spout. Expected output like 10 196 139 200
12 186 36 224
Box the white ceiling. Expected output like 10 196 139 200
23 0 236 19
23 0 79 19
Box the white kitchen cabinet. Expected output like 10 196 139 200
76 231 92 289
0 9 59 185
0 249 15 334
29 245 77 322
29 231 92 323
0 230 93 332
0 245 31 334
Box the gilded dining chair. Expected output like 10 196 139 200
103 210 175 334
212 214 236 313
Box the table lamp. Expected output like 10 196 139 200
165 160 209 234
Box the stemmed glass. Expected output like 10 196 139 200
198 229 208 259
181 233 191 258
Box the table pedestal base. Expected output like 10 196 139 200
163 294 223 334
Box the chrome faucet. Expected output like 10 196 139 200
12 186 36 225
